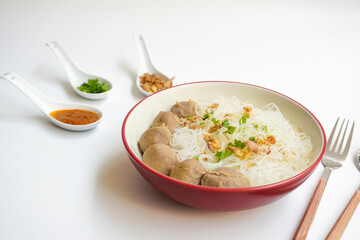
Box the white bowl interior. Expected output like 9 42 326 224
124 82 324 168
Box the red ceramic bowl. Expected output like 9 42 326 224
122 81 326 211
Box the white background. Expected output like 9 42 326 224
1 0 360 239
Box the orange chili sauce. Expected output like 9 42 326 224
50 109 100 125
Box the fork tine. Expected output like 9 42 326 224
331 119 345 152
326 117 339 151
342 121 355 156
336 119 349 153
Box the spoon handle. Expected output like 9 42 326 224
1 72 51 114
133 34 156 73
46 41 79 81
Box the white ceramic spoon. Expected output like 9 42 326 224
1 72 103 131
46 41 112 100
133 34 174 97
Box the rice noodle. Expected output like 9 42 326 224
170 96 313 187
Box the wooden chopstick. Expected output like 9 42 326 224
325 188 360 240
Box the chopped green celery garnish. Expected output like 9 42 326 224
224 126 236 134
238 125 247 133
239 115 249 125
228 139 246 149
212 118 219 125
202 113 210 120
262 125 268 132
215 149 233 161
222 120 230 127
77 79 109 93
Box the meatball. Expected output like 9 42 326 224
151 111 180 133
139 127 172 153
170 159 206 185
143 143 178 175
170 100 197 118
201 167 250 188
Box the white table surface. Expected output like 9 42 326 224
1 1 360 239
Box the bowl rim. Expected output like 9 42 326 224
122 81 326 192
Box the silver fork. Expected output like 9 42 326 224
294 118 355 240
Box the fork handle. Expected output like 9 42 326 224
325 189 360 240
293 177 328 240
